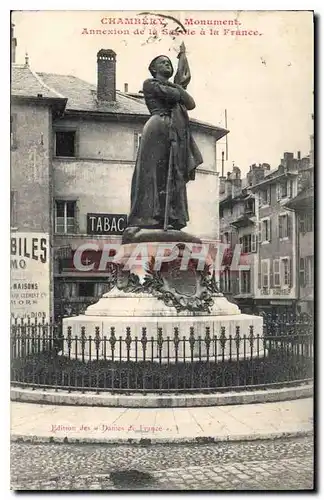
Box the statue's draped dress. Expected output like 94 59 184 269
128 78 203 230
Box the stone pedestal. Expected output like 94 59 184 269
63 312 263 361
62 229 263 361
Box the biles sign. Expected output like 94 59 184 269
10 232 51 321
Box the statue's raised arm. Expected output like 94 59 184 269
174 42 191 89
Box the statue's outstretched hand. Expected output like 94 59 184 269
174 42 191 89
179 41 186 55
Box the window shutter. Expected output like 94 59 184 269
276 183 281 201
134 132 138 159
299 215 305 233
261 221 265 242
268 218 272 242
74 201 79 234
71 283 78 298
258 271 261 289
269 262 274 288
287 257 291 287
273 259 281 287
299 258 305 287
258 221 262 242
261 260 269 287
134 132 141 159
287 214 291 239
268 187 271 205
251 233 257 252
261 261 265 287
305 257 309 285
11 114 17 149
278 215 282 239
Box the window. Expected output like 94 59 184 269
281 258 291 287
251 233 257 252
134 132 142 158
280 181 288 198
257 221 262 243
55 200 76 234
55 130 76 157
306 214 313 232
239 234 252 253
279 214 290 239
10 114 17 149
261 260 270 288
299 258 305 287
261 218 271 242
78 282 95 297
299 215 305 233
260 188 271 206
305 256 314 286
273 259 281 287
221 268 231 293
300 213 313 233
240 270 251 294
245 198 255 214
223 232 232 245
10 190 17 227
233 204 243 218
59 282 78 299
277 179 294 200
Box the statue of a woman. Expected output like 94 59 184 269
128 44 203 231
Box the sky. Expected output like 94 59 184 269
12 10 314 175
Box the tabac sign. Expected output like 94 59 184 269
10 232 51 320
87 213 128 235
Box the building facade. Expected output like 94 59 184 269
286 157 314 314
11 38 227 320
219 149 313 318
219 167 258 313
11 58 67 320
251 157 299 316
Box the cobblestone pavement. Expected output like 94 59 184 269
11 435 314 491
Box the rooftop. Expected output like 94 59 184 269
11 65 64 100
11 65 228 137
285 186 314 210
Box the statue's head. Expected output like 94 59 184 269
148 55 174 79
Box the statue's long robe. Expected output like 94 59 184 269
128 78 203 230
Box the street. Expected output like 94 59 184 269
11 435 314 491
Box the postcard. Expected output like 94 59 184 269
10 10 314 491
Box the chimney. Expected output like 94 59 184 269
221 151 225 177
297 151 301 160
11 23 17 64
246 163 268 186
97 49 116 102
124 83 128 93
219 177 226 195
